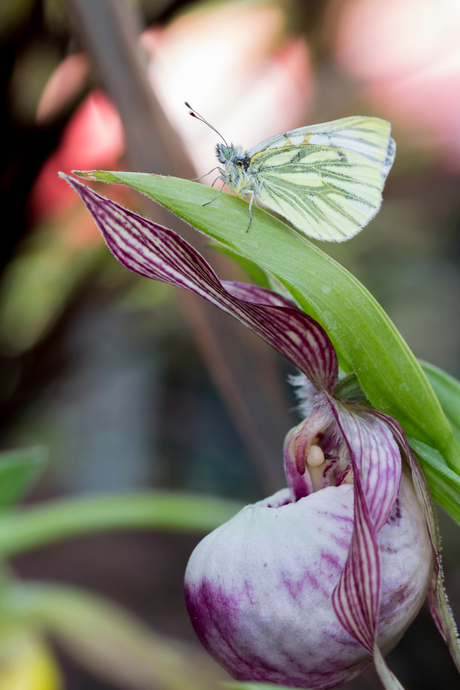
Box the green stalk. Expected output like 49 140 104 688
0 492 243 557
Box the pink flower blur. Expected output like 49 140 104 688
36 53 91 126
331 0 460 168
31 91 125 219
142 1 312 174
32 1 311 220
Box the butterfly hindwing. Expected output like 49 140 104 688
250 145 382 241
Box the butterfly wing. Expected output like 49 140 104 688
247 117 395 241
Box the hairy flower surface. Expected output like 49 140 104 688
64 174 460 690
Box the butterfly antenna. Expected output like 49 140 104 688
185 102 228 146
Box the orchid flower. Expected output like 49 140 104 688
63 174 460 690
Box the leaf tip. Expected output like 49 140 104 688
71 169 100 181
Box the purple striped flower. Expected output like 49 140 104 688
185 391 432 689
63 174 460 690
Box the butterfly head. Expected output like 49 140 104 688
215 143 238 164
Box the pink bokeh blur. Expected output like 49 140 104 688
31 90 125 220
330 0 460 168
31 0 312 222
143 1 311 173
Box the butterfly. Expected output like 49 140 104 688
186 103 396 242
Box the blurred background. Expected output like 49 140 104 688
1 0 460 688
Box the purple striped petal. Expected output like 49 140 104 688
283 432 313 501
330 402 401 537
326 400 401 657
63 175 338 392
370 410 460 674
332 466 379 653
283 406 329 501
221 281 297 308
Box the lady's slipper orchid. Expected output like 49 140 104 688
63 174 460 690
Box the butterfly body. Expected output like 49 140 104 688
213 116 396 242
215 144 261 198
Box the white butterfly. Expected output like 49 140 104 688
187 103 396 242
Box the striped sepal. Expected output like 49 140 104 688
63 175 338 393
327 400 401 657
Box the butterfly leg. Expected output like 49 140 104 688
246 192 255 232
193 166 224 182
202 180 226 207
209 175 221 189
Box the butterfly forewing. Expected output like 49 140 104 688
244 116 395 241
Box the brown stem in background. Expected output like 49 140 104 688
64 0 293 493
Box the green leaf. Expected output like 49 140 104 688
333 372 368 404
209 242 310 311
207 242 272 289
71 171 460 474
2 581 224 690
419 360 460 445
0 447 47 509
408 437 460 526
0 491 243 557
